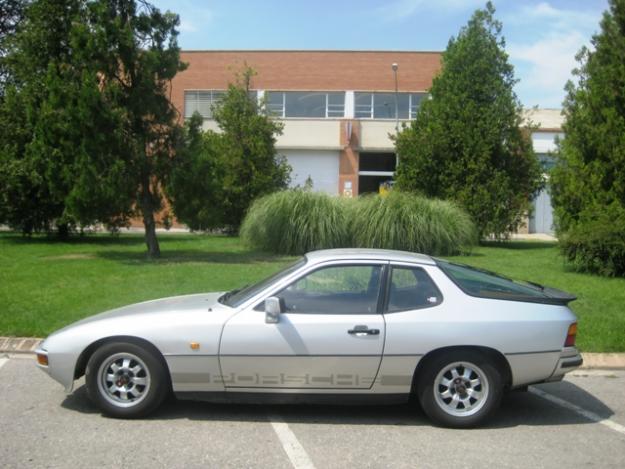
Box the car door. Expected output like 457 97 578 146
219 261 387 390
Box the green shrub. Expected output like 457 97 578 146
241 190 476 256
560 209 625 277
349 191 476 255
240 190 351 255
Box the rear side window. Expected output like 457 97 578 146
436 260 550 302
386 266 442 312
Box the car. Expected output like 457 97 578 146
36 248 582 428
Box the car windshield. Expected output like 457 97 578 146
435 259 550 301
218 258 306 308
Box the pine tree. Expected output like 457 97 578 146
550 0 625 276
394 2 542 238
0 0 186 256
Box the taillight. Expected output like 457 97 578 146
564 322 577 347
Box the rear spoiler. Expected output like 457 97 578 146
541 286 577 305
524 280 577 305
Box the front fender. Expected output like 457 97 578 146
36 341 79 394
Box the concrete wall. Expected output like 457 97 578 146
533 131 563 153
276 120 342 150
359 120 401 151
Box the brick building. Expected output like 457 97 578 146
169 50 560 234
170 50 441 196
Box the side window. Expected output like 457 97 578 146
276 265 382 314
387 266 442 312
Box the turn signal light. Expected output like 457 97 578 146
36 353 48 366
564 322 578 347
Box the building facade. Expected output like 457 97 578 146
523 108 565 235
170 50 441 197
170 50 561 234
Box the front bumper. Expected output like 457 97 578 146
34 346 75 393
546 347 583 382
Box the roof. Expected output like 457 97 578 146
305 248 435 265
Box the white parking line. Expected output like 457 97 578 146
269 415 316 469
0 357 8 369
530 387 625 436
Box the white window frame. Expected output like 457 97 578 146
354 92 374 119
266 91 286 118
409 93 426 120
326 93 346 118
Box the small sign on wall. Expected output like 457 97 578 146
343 180 353 197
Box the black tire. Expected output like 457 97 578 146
416 350 503 428
85 342 169 418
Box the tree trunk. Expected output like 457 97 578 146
140 179 161 258
56 222 70 239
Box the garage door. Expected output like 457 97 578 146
283 150 339 195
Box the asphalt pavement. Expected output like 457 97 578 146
1 355 624 469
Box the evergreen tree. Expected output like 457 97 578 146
394 2 542 238
168 68 290 232
166 113 225 231
0 0 186 256
0 0 84 234
0 0 27 93
550 0 625 276
82 0 186 256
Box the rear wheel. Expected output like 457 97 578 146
85 342 168 418
417 350 503 428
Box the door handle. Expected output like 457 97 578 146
348 325 380 336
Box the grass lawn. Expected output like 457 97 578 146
1 233 623 352
0 233 295 338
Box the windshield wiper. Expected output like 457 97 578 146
218 289 236 303
218 287 245 304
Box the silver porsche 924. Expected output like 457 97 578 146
36 248 582 428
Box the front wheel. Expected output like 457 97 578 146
85 342 169 418
417 351 503 428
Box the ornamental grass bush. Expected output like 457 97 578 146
348 191 476 255
241 189 476 256
239 190 351 255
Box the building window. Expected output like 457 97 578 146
184 90 225 119
185 90 258 119
354 92 426 120
266 91 345 118
266 92 285 117
409 93 426 119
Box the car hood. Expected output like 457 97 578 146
51 292 226 334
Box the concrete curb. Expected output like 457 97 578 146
579 353 625 370
1 337 624 369
0 337 42 354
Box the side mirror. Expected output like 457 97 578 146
265 296 283 324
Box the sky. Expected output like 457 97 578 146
149 0 608 109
